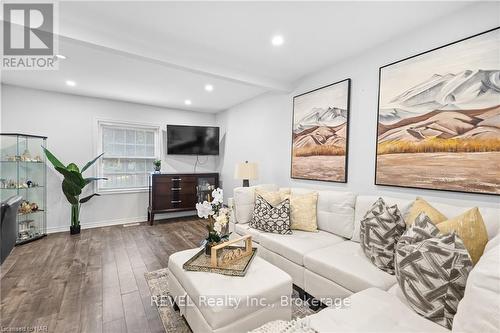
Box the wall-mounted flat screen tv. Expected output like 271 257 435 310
167 125 219 155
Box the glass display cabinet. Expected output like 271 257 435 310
0 133 47 244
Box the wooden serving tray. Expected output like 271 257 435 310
183 246 258 277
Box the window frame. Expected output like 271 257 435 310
95 118 161 195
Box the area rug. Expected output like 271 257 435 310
145 268 317 333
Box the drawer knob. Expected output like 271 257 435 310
171 200 182 203
171 187 182 191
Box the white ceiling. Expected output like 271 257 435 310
1 1 475 113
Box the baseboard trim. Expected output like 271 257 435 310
46 210 198 234
47 216 147 234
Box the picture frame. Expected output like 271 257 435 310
375 27 500 195
291 78 351 183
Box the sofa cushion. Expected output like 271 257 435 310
307 288 449 333
259 230 344 266
289 192 318 232
234 223 264 243
304 241 396 292
250 195 292 235
352 195 413 242
233 184 278 224
395 213 472 329
255 188 291 206
405 197 448 226
418 201 499 240
316 190 357 238
360 197 406 274
453 234 500 333
436 207 488 265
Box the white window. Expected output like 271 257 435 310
97 120 160 193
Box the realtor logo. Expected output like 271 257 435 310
2 2 58 69
3 3 53 55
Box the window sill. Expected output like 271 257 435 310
97 188 149 195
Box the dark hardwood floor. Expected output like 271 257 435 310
0 217 207 333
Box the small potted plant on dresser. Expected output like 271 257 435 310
153 159 161 173
43 148 107 234
196 188 230 255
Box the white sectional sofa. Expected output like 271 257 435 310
230 184 500 332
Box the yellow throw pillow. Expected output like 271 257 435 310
288 192 318 232
255 188 290 206
405 197 447 227
436 207 488 265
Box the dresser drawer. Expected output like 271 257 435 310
153 193 197 210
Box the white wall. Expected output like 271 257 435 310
1 84 218 232
217 2 500 208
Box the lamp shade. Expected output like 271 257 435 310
234 162 258 180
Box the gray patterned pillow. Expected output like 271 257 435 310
360 197 406 274
395 213 473 329
250 195 292 234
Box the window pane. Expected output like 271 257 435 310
137 131 145 144
103 128 113 142
114 144 125 156
136 145 145 156
114 129 125 143
126 130 136 144
126 144 135 156
146 132 154 145
104 142 113 155
100 123 158 191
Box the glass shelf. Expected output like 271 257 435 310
1 186 45 190
1 133 47 245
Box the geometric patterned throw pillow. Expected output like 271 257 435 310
250 195 292 235
360 197 406 274
395 213 473 329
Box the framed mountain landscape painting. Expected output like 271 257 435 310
291 78 350 182
375 27 500 195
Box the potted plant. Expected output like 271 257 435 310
153 159 161 173
196 188 230 255
43 148 107 234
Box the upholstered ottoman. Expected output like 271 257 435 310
167 248 293 333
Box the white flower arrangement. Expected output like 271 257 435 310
196 188 230 245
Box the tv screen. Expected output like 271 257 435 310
167 125 219 155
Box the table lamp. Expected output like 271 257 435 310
234 161 258 187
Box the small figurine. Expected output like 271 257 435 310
19 201 32 214
21 149 32 162
26 180 33 188
30 202 39 211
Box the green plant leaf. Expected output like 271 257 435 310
84 177 108 186
42 147 65 169
62 179 82 197
61 183 79 205
67 163 80 173
79 193 100 204
81 153 104 173
55 166 85 188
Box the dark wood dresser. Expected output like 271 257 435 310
147 173 219 225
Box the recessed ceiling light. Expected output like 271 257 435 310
55 54 66 60
271 35 284 46
204 84 214 92
65 80 76 87
184 99 192 105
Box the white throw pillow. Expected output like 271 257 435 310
233 184 278 224
316 190 357 238
452 234 500 333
